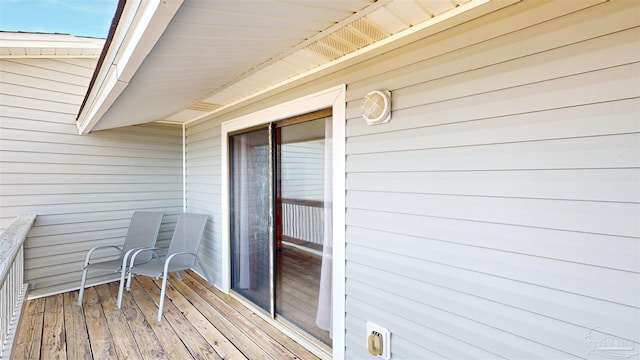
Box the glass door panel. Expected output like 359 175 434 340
275 117 332 346
229 127 272 312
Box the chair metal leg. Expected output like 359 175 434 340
77 267 88 306
157 273 169 322
116 269 128 309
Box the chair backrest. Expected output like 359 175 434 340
121 211 164 261
167 213 208 268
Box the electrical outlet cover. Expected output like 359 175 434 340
366 322 391 359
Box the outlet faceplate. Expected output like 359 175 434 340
366 322 390 359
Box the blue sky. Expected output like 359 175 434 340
0 0 118 38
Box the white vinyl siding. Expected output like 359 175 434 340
185 120 222 285
0 57 183 297
341 1 640 358
187 0 639 358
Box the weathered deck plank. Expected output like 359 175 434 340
12 270 323 360
62 291 91 359
127 278 195 360
83 287 117 359
154 276 247 359
115 281 168 360
135 276 221 360
41 294 67 359
12 297 45 360
95 283 143 360
186 271 322 360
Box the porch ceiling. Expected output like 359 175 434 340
77 0 483 134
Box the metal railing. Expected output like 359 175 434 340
0 215 36 359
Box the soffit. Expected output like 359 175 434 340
88 0 479 131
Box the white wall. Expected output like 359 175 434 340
0 56 183 297
187 0 639 358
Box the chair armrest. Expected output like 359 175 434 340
163 252 198 273
128 247 167 269
121 247 160 271
83 245 123 267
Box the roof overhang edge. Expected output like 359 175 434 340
76 0 183 135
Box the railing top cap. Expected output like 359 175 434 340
0 215 37 284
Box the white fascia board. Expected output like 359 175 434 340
76 0 183 134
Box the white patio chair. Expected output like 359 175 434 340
117 213 213 322
78 211 164 306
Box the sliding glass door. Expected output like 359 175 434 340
229 127 272 311
229 112 332 347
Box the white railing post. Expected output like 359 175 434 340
0 215 36 360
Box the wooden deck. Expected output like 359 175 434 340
12 270 322 360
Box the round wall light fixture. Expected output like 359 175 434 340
361 90 391 125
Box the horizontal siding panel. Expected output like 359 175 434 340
347 168 640 203
0 94 80 114
396 62 638 118
2 191 181 207
347 209 639 273
9 57 96 77
0 150 181 167
347 99 640 155
1 128 181 152
0 173 181 185
347 190 639 238
0 70 88 96
346 61 639 125
3 200 181 223
0 139 181 160
0 162 180 175
186 176 222 188
0 82 85 104
347 226 639 311
186 138 222 154
0 106 75 124
0 59 95 85
0 183 181 196
347 133 640 172
27 208 183 228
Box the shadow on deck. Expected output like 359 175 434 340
12 270 321 359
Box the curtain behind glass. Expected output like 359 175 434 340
316 118 333 336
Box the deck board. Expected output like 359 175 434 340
83 287 117 359
62 291 91 359
12 270 322 360
12 297 45 360
186 271 322 360
95 283 143 360
41 294 67 359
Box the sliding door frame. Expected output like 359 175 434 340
221 85 346 359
